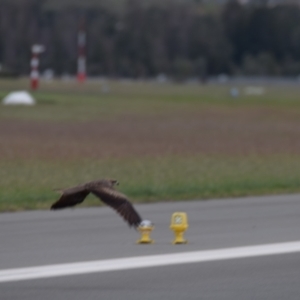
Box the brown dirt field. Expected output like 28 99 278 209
1 106 300 161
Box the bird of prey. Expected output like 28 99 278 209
51 179 142 228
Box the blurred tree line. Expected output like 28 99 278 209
1 0 300 78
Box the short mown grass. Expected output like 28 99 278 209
1 155 300 211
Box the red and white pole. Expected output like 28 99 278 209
77 22 86 83
30 45 45 90
30 51 39 90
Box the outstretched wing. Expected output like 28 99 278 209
51 185 90 210
91 187 142 227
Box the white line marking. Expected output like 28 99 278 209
1 241 300 283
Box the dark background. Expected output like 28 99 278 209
1 0 300 78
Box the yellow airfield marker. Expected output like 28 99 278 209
137 220 154 244
170 212 188 244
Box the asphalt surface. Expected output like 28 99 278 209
1 194 300 299
1 253 300 300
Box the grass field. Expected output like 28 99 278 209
1 78 300 211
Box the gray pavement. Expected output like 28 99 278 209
1 194 300 299
1 194 300 269
1 253 300 300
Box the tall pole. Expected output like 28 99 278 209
30 45 45 90
77 18 86 83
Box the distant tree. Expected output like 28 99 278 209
194 56 207 81
242 52 279 75
221 0 249 64
172 57 193 81
1 0 300 77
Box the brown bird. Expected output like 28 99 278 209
51 179 142 228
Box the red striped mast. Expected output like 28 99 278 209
30 44 45 90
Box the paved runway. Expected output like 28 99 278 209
2 253 300 300
1 194 300 299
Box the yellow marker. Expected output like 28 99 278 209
170 212 188 244
137 220 154 244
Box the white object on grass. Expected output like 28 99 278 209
2 91 36 106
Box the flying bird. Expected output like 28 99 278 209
51 179 142 228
